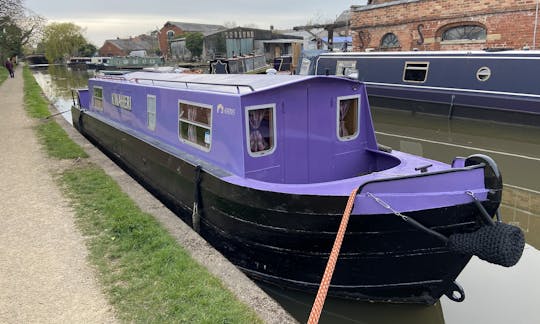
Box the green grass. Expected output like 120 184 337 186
23 67 50 118
61 166 261 323
22 66 263 323
0 67 7 85
23 67 88 159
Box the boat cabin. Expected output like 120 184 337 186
84 73 392 184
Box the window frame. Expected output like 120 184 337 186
178 99 213 152
441 25 487 42
336 95 360 141
92 86 103 110
402 61 430 83
245 103 277 157
147 95 157 131
380 32 400 49
476 66 492 82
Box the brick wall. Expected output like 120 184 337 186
158 25 184 58
351 0 540 51
98 42 125 57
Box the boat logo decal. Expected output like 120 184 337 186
217 103 235 116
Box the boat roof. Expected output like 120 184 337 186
98 72 325 94
319 50 540 57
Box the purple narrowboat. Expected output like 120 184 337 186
72 72 524 304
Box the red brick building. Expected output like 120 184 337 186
98 35 158 57
158 22 225 58
350 0 540 51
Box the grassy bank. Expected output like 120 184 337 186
0 68 7 85
23 66 262 323
23 68 88 159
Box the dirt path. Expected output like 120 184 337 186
0 65 117 323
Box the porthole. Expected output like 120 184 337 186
476 67 491 81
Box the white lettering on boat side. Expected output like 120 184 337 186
111 93 132 110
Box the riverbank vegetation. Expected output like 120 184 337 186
0 68 7 84
23 67 87 159
22 66 262 323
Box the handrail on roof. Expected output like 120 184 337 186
132 78 255 94
95 74 129 81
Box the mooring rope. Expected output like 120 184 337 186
307 187 359 324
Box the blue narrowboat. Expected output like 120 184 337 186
313 50 540 126
72 72 524 304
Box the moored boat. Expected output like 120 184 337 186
209 54 269 74
72 72 524 304
312 50 540 126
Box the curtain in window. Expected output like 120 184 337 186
187 106 197 142
249 110 267 152
339 101 351 137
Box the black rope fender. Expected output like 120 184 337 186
367 192 525 268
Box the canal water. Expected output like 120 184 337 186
33 66 540 324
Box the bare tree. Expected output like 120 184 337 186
0 0 24 18
223 21 238 29
1 0 45 57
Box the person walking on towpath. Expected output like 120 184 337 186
4 57 15 78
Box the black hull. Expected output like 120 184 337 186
73 108 487 304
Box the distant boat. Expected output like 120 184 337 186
209 54 270 74
101 56 164 70
312 50 540 126
72 72 524 304
66 57 113 70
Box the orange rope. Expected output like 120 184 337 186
307 187 359 324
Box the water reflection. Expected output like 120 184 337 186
31 65 94 123
260 283 445 324
370 107 540 250
33 68 540 324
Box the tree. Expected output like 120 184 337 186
78 43 97 57
0 17 23 57
185 32 204 60
215 34 226 57
42 22 86 63
223 21 237 28
0 0 45 59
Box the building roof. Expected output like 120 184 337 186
335 10 350 23
262 39 304 44
104 35 157 52
322 36 352 43
165 21 226 35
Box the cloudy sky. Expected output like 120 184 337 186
25 0 367 46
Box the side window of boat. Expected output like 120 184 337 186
178 100 212 151
403 62 429 83
245 104 276 156
147 95 156 131
337 95 360 141
93 86 103 110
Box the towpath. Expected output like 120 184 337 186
0 65 117 323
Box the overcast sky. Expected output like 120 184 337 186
25 0 367 46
